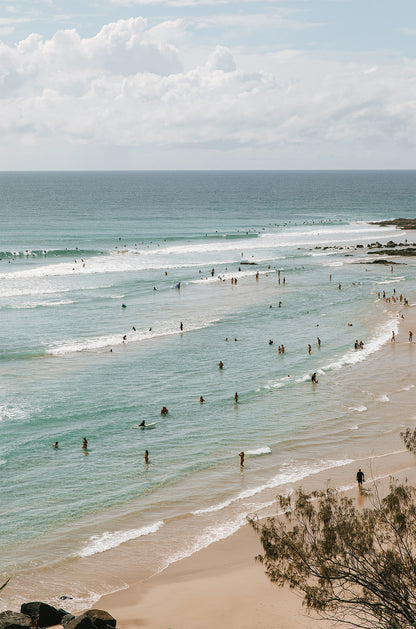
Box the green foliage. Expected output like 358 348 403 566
250 481 416 629
401 428 416 454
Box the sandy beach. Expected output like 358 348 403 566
98 297 416 629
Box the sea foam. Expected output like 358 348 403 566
78 521 164 557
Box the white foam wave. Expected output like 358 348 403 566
192 458 352 516
17 300 74 309
0 459 6 465
245 447 272 456
47 318 219 355
0 404 28 422
376 278 404 285
377 394 390 402
324 316 399 372
191 268 276 284
0 222 399 284
350 425 359 430
161 515 247 571
348 405 367 413
400 384 415 392
78 521 164 557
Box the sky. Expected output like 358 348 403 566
1 0 416 170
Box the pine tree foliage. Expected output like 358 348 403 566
250 480 416 629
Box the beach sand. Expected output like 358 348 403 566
97 300 416 629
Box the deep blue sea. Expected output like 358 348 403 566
1 171 416 609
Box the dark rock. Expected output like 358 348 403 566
83 611 116 629
61 616 75 627
370 247 416 256
371 218 416 230
21 603 66 628
64 616 94 629
356 244 363 248
386 241 397 247
0 611 31 629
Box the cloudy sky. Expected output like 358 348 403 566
1 0 416 169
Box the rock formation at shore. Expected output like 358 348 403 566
370 218 416 230
0 604 116 629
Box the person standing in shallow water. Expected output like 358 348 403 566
234 392 238 403
239 451 244 467
144 450 149 464
356 468 365 489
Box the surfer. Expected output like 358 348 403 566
239 451 244 467
139 420 146 427
82 438 88 449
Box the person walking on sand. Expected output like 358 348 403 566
356 468 365 489
391 330 396 342
239 451 244 467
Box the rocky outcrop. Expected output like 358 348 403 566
62 611 116 629
370 248 416 256
370 218 416 230
1 605 116 629
20 603 67 627
0 611 31 629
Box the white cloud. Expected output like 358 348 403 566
0 17 416 167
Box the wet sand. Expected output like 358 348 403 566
98 300 416 629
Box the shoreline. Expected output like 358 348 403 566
96 299 416 628
99 458 416 629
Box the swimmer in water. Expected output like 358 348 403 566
200 396 205 403
161 406 168 415
53 442 58 448
218 361 224 369
82 438 88 449
311 372 318 383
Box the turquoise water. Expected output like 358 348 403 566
1 171 416 607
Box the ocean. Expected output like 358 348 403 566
1 170 416 610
